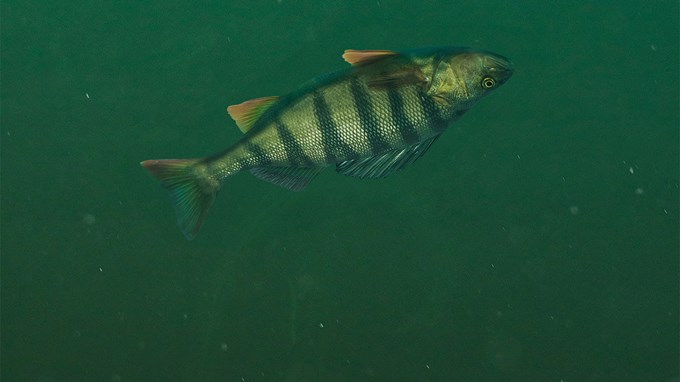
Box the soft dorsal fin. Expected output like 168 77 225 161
227 96 279 133
342 49 398 66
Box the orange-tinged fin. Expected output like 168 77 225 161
342 49 398 66
141 159 216 240
227 96 279 133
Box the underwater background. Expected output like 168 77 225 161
2 1 678 381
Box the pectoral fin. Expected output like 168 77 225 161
366 67 428 89
336 135 440 179
343 49 428 89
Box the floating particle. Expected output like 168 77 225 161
569 206 579 215
83 214 96 225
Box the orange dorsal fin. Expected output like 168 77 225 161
342 49 398 66
227 96 279 133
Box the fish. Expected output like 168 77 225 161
141 46 514 239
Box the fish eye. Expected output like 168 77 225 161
482 77 496 89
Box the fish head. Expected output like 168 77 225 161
427 48 514 109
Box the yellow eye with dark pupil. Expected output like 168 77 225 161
482 77 496 89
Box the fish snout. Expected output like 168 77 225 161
484 53 514 84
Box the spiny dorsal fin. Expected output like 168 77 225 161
227 96 279 133
342 49 398 66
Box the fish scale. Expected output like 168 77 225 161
141 46 513 239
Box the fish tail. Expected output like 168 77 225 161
141 158 218 240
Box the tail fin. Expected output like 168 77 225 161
141 159 217 240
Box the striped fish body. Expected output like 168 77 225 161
142 47 513 239
221 59 445 171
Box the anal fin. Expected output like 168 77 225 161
250 166 324 191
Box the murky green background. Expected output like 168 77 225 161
2 1 678 381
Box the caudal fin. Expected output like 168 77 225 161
141 159 217 240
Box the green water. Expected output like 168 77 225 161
2 1 678 381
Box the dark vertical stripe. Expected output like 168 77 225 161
387 89 419 144
349 78 391 154
418 91 447 132
244 141 271 167
312 91 357 162
275 120 315 167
